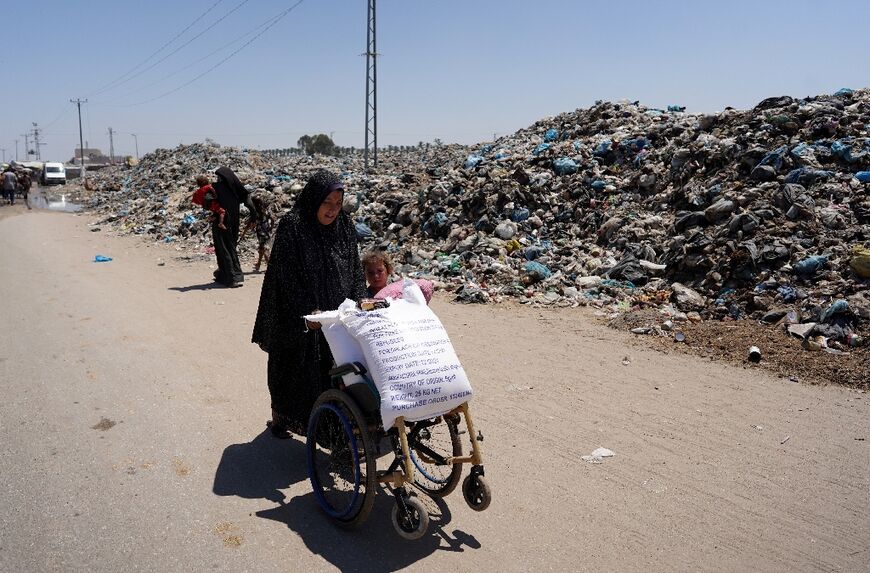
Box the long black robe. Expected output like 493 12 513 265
211 166 255 285
251 170 367 430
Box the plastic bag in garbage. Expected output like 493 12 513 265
792 255 828 275
849 245 870 278
465 154 484 169
553 157 578 175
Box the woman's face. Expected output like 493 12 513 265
316 190 343 226
364 261 389 291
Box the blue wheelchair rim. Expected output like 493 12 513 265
410 448 450 484
306 402 362 521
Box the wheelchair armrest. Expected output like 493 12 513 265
329 362 368 378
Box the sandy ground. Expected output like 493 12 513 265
1 210 869 573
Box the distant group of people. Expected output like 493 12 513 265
2 166 32 209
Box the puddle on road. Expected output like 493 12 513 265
32 189 83 212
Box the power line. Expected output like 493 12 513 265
86 0 228 98
92 9 281 107
121 0 304 107
40 105 74 131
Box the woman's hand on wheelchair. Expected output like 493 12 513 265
306 309 322 330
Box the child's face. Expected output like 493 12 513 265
364 261 389 291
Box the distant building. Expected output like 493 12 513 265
70 148 112 164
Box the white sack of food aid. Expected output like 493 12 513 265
305 300 366 386
339 280 473 429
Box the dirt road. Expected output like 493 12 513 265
1 211 868 572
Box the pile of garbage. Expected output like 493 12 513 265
76 88 870 349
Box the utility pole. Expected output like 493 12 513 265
70 98 87 181
31 122 43 161
21 133 29 159
108 127 115 164
363 0 377 171
131 133 139 159
14 139 18 161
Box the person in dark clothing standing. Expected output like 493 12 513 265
211 166 258 287
2 168 17 205
17 169 32 210
251 169 367 438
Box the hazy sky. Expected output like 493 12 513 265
2 0 869 162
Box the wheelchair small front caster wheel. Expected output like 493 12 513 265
391 496 429 540
462 474 491 511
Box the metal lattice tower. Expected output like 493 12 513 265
31 123 43 161
363 0 377 171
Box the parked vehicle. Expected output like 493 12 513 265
41 162 66 185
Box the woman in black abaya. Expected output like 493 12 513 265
251 169 367 437
212 166 258 287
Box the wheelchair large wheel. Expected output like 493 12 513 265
409 415 463 497
306 389 377 528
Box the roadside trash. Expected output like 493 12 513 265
581 447 615 463
802 336 826 351
94 255 112 262
631 327 653 335
553 157 578 175
354 222 374 239
532 142 551 155
748 346 762 362
674 331 686 342
792 255 828 275
621 356 631 366
846 333 864 347
60 89 867 364
464 154 484 169
787 322 816 339
661 320 674 331
850 245 870 278
820 299 849 323
523 261 552 281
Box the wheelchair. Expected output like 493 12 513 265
305 361 491 540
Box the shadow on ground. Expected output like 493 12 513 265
213 430 481 570
212 429 308 504
256 489 480 571
168 282 232 292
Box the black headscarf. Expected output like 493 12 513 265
251 169 367 353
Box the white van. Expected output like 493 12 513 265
41 162 66 185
